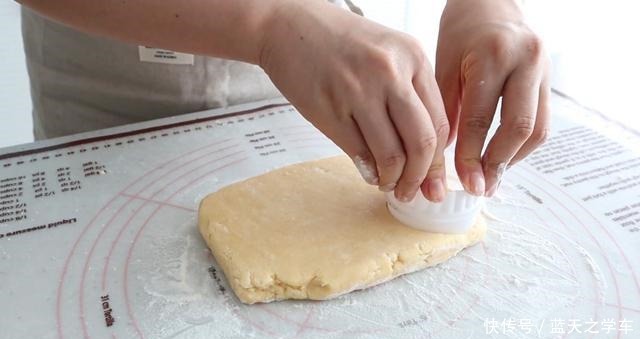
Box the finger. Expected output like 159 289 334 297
435 63 462 147
353 104 406 193
510 71 551 165
414 68 450 202
387 87 437 202
482 66 542 197
318 116 379 185
455 70 505 196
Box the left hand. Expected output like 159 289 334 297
436 0 550 197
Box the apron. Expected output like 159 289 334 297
21 0 362 139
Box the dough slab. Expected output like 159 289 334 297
198 156 486 304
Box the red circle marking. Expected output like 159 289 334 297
522 166 640 292
530 209 593 339
55 139 231 339
99 145 241 288
69 143 637 338
121 157 249 338
91 150 244 337
431 236 488 336
513 169 630 339
120 153 483 336
82 142 240 337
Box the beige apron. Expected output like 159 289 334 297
21 1 360 139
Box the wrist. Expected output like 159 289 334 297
223 0 305 65
257 0 293 69
257 0 326 69
443 0 524 25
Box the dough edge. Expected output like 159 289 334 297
198 156 487 304
200 216 486 304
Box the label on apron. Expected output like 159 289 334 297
138 46 194 65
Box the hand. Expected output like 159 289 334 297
436 0 550 197
259 0 449 202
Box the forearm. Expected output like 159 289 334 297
18 0 294 64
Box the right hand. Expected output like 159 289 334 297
259 0 449 202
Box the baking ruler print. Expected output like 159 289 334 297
1 95 638 338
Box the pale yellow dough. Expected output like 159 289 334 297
198 156 486 304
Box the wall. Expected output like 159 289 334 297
1 1 638 148
0 1 33 148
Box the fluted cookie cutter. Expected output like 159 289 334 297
385 188 484 234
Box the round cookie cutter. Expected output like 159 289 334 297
385 189 484 234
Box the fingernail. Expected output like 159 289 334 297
428 178 445 202
379 183 396 192
469 172 485 196
352 156 379 185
